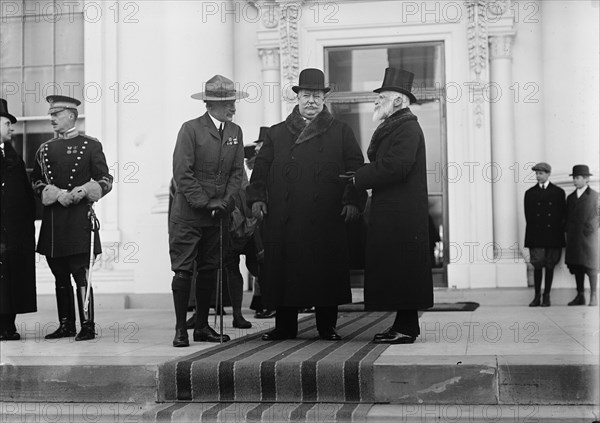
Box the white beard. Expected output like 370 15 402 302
372 100 394 122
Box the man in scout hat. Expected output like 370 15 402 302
523 162 566 307
349 67 433 344
31 95 113 341
248 68 365 341
169 75 247 347
565 164 598 306
0 98 37 341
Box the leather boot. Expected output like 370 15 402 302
528 294 541 307
568 292 586 306
172 273 191 347
529 270 542 307
541 292 551 307
45 287 76 339
226 267 251 329
75 286 96 341
541 275 552 307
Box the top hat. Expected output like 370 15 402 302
373 67 418 104
191 75 249 101
46 95 81 114
292 68 331 94
0 98 17 124
244 126 268 159
569 164 593 177
532 162 552 173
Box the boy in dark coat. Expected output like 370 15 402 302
0 98 37 340
523 162 566 307
565 165 598 307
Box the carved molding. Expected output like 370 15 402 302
278 1 302 90
465 0 489 128
489 34 514 60
258 47 281 71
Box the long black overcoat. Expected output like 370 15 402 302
0 142 37 314
565 187 599 271
354 108 433 311
248 106 364 307
524 183 566 248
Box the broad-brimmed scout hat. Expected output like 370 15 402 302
46 95 81 114
373 67 418 104
191 75 249 101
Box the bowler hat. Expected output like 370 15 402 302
0 98 17 124
244 126 268 159
532 162 551 173
46 95 81 114
191 75 249 101
373 67 418 104
569 164 593 177
292 68 331 94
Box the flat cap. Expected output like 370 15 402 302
532 162 551 173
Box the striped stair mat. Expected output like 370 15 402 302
149 402 373 422
159 312 394 403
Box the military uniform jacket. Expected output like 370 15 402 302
31 130 112 257
524 182 566 248
170 113 244 228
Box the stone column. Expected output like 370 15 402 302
258 48 281 125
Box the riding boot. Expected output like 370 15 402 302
541 268 553 307
172 272 191 347
75 286 96 341
529 269 542 307
226 266 251 329
45 287 76 339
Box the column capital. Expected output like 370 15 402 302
258 47 280 71
489 33 515 60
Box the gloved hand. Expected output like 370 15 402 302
41 185 61 206
71 180 103 204
207 198 227 211
252 201 267 220
341 204 359 223
57 190 74 207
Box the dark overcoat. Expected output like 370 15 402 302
248 106 364 307
170 113 244 228
524 182 566 248
0 142 37 314
565 187 599 271
354 108 433 311
31 131 112 258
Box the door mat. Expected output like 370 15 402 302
159 311 394 403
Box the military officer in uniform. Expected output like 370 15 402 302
169 75 246 347
31 95 113 341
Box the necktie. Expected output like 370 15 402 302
218 123 224 140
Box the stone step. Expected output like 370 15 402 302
1 402 598 422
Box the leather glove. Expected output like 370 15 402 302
252 201 267 220
207 198 227 211
341 205 359 223
57 190 74 207
41 185 61 206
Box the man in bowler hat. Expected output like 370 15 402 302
0 98 37 340
523 162 566 307
169 75 247 347
31 95 113 341
565 164 598 306
248 68 365 341
348 67 434 344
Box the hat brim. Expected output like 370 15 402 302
373 86 418 104
292 86 331 94
532 167 551 172
191 92 249 101
569 173 593 176
0 112 17 124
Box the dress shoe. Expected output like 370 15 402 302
193 326 230 343
568 293 586 306
172 328 189 347
45 322 76 339
232 316 252 329
373 328 393 341
318 327 341 341
186 313 197 329
373 331 416 344
261 329 296 341
529 295 541 307
541 293 551 307
0 331 21 341
255 309 276 319
298 307 314 313
75 324 96 341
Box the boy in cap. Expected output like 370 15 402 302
565 165 598 306
31 95 113 341
523 162 566 307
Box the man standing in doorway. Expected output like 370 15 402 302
523 162 566 307
32 95 113 341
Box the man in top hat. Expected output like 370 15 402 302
523 162 566 307
565 164 598 306
169 75 246 347
349 67 433 344
31 95 113 341
248 68 365 341
0 98 37 340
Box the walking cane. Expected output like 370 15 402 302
85 205 100 314
212 210 224 343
